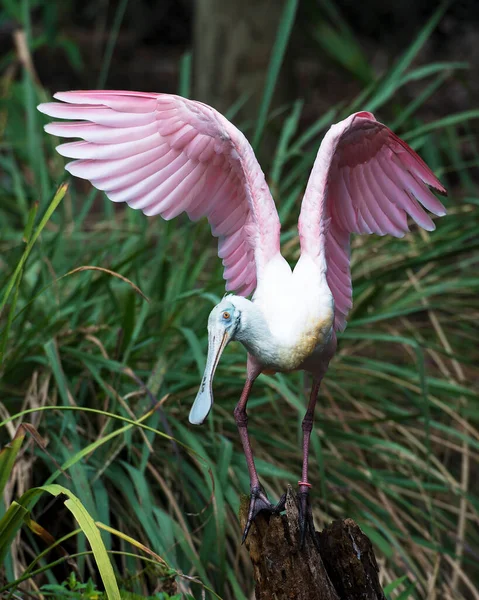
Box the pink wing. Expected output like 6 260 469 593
38 91 280 296
298 111 447 331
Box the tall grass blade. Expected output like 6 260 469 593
20 484 121 600
0 183 67 364
0 431 25 503
96 0 130 89
20 0 49 205
366 1 450 112
0 502 29 567
403 110 479 140
252 0 298 149
179 52 192 98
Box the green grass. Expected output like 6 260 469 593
1 2 479 599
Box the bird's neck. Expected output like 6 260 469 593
231 298 278 364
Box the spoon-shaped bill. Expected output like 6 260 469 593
189 328 231 425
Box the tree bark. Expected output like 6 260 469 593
240 487 386 600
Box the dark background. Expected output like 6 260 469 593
2 0 478 132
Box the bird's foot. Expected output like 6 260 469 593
297 485 319 550
242 485 286 543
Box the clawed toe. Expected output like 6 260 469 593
242 486 286 543
241 485 318 549
297 490 318 549
275 492 286 513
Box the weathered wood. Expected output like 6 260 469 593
319 519 386 600
240 486 385 600
240 488 339 600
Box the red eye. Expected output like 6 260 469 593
223 311 231 320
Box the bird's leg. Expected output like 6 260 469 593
234 377 285 543
298 378 322 548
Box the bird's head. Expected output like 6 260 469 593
189 296 246 425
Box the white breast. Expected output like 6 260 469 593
252 254 334 369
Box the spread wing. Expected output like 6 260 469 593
298 111 447 331
38 91 281 296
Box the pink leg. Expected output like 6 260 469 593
299 378 322 490
234 377 285 542
234 378 260 488
298 378 322 547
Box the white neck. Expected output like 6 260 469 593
229 297 280 365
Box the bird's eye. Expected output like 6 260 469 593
223 311 231 320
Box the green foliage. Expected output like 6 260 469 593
41 573 105 599
40 572 186 599
1 1 478 599
0 431 121 599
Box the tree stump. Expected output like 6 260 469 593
240 487 386 600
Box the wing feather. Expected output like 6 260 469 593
298 112 446 331
39 91 281 294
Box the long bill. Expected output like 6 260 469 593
189 327 231 425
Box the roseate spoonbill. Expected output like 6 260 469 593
38 91 446 544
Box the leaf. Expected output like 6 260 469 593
0 426 25 497
384 575 409 597
252 0 299 149
366 1 449 112
44 339 73 408
179 52 192 99
21 423 71 479
20 484 121 600
357 523 394 559
22 200 38 243
178 326 206 377
0 182 68 322
96 0 129 89
312 21 373 83
403 110 479 140
271 99 303 186
0 502 28 567
96 522 168 567
396 582 417 599
62 266 149 302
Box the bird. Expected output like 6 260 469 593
38 91 447 545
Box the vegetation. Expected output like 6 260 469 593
1 0 478 598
